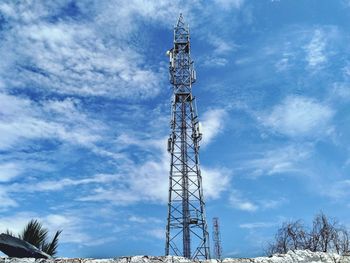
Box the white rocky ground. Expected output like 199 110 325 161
1 250 350 263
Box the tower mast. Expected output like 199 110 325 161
165 14 210 260
212 217 223 260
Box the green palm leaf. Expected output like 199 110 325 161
3 219 62 257
5 229 15 236
41 230 62 256
19 219 48 249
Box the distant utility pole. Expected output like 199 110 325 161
212 217 223 260
165 14 210 260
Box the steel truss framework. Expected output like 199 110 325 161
212 217 223 260
165 14 210 260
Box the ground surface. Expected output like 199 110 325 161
1 250 350 263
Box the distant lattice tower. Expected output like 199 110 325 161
212 217 223 260
165 14 210 260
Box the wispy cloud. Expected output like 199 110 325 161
78 136 231 205
330 82 350 101
0 1 175 99
305 29 327 69
201 108 227 147
0 187 17 209
0 212 99 245
146 228 165 240
8 174 121 193
202 57 229 67
128 215 162 224
238 143 313 177
259 96 334 138
230 190 287 212
202 35 237 67
2 22 162 99
208 35 236 55
214 0 245 10
239 221 278 229
0 99 231 208
230 190 258 212
3 0 348 257
0 163 23 182
324 180 350 200
0 93 106 151
74 107 230 206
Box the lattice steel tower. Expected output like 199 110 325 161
165 14 210 260
212 217 223 260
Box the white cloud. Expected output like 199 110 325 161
0 163 23 182
0 93 107 152
122 128 230 203
230 190 287 212
0 187 17 209
8 174 121 193
128 215 162 224
203 56 229 67
0 212 37 234
240 143 312 177
0 105 230 206
275 57 290 72
262 198 287 209
0 212 96 245
202 35 236 67
3 22 162 99
202 167 231 199
239 222 277 229
0 1 241 100
42 214 93 244
94 0 194 35
77 187 142 205
331 82 350 101
229 191 258 212
124 153 228 204
77 109 231 205
0 159 52 185
325 180 350 200
1 0 243 100
0 0 169 99
146 228 165 240
201 108 227 147
0 2 236 242
275 49 296 72
305 29 327 69
214 0 245 10
207 35 236 55
260 96 334 138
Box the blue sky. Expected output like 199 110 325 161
1 0 350 258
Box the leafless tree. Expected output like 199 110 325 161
266 212 350 256
266 220 306 255
334 228 350 254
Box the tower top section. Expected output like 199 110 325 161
167 14 196 89
176 13 185 27
174 13 189 45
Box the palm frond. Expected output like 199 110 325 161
19 219 48 248
4 229 15 236
42 230 62 256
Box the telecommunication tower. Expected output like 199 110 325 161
165 14 210 260
212 217 223 260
